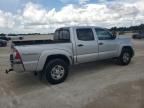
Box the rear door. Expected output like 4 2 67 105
75 27 98 63
95 28 119 59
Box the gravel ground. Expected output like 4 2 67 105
0 38 144 108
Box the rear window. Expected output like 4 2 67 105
54 28 70 41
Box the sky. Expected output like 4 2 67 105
0 0 144 33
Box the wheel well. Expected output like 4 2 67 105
122 46 134 57
44 54 70 69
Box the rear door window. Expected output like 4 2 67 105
76 28 94 41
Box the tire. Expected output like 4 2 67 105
132 35 136 39
19 37 23 40
8 37 11 41
117 48 132 65
44 59 69 84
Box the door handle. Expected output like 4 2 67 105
78 44 84 47
99 42 104 45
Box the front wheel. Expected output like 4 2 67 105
117 49 132 65
44 59 69 84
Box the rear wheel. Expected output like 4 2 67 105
44 59 69 84
19 37 23 40
117 49 132 65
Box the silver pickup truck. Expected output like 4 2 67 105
7 26 134 84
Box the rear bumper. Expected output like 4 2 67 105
10 54 25 73
11 63 25 73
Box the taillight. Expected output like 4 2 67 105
15 50 21 60
13 49 21 60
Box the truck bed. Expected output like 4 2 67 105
12 39 70 46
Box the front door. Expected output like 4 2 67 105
95 28 119 59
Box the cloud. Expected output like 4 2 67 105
22 2 47 24
79 0 90 4
0 0 144 33
21 1 144 28
0 10 15 28
60 0 89 4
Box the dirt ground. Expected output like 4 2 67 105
0 37 144 108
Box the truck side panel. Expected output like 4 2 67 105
36 49 73 72
15 43 73 72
